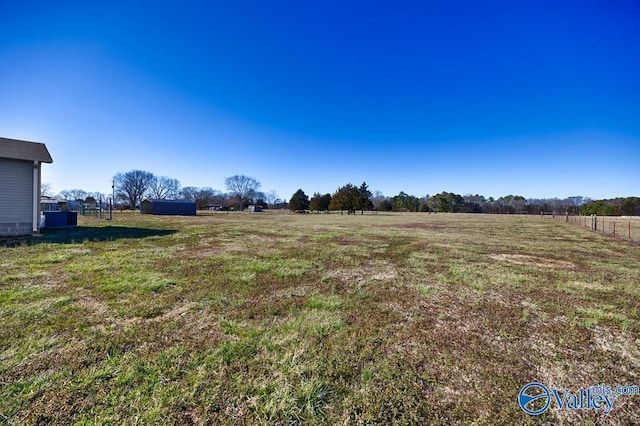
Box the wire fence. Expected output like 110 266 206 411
77 202 113 220
548 213 640 242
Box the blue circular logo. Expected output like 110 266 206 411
519 382 551 415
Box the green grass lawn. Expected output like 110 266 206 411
1 212 639 424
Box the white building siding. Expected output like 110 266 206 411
0 158 34 235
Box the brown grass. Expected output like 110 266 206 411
1 211 639 424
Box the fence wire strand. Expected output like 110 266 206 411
549 214 640 242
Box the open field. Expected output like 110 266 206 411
1 212 639 424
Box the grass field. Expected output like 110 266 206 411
1 211 639 424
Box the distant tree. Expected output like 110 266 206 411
309 193 332 212
252 191 266 206
225 175 261 210
510 197 523 213
448 192 465 213
462 194 485 213
581 200 617 216
427 192 464 213
309 193 321 211
113 170 155 209
621 197 640 216
180 186 198 202
378 199 393 211
329 184 356 214
59 188 89 202
265 190 280 208
426 195 440 212
273 198 289 209
41 183 53 198
355 182 373 214
289 189 310 211
580 197 640 216
462 201 482 213
391 191 420 212
371 190 388 210
566 196 589 214
327 183 370 214
182 186 225 210
148 176 181 199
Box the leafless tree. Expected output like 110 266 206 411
225 175 261 210
113 170 154 209
59 188 88 201
41 183 53 198
148 176 181 199
265 190 279 208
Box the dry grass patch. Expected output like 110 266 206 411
323 260 398 285
489 253 576 269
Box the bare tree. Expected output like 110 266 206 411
225 175 261 210
371 190 387 210
180 186 198 202
148 176 181 199
113 170 155 209
566 196 589 214
41 183 53 198
59 188 89 201
181 187 226 210
265 190 279 208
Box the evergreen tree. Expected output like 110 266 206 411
289 189 310 211
310 193 332 211
356 182 373 214
329 184 356 214
378 199 393 211
392 191 420 212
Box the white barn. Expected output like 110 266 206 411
0 137 53 236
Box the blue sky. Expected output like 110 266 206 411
1 1 638 201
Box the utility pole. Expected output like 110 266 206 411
111 180 115 220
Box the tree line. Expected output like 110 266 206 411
49 170 639 216
289 186 640 216
289 183 373 214
51 171 285 211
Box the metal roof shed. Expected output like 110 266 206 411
140 199 196 216
0 137 53 236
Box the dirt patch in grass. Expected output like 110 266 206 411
324 260 398 285
489 253 576 269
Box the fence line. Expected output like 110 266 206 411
548 213 640 242
78 201 113 220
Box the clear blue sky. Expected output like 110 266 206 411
1 1 638 201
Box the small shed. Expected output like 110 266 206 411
140 199 196 216
0 137 53 236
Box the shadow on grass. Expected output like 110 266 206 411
36 226 177 244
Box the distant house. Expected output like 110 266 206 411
140 199 196 216
0 137 53 236
40 197 60 212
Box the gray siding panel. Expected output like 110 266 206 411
0 158 33 235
